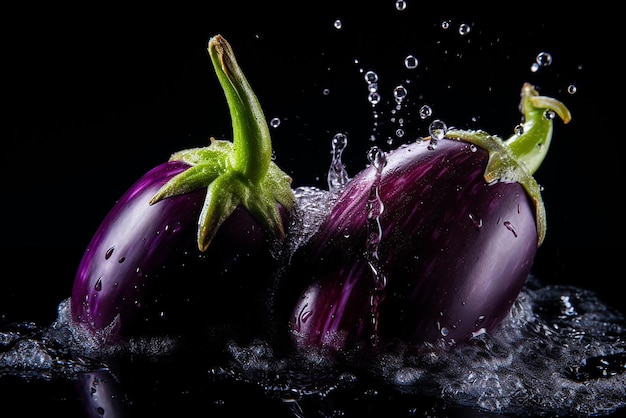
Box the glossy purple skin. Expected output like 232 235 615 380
288 138 538 350
71 160 283 341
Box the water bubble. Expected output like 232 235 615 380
429 119 447 140
419 105 433 119
567 84 577 94
419 104 432 119
441 20 450 30
514 124 524 135
94 278 102 291
105 247 114 260
544 109 556 120
536 52 553 67
530 62 540 72
458 23 471 36
322 88 330 96
395 0 407 11
393 85 408 103
364 70 379 84
270 117 281 128
368 91 381 105
404 55 418 69
333 19 342 30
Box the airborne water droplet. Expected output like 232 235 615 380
270 117 281 128
419 104 432 119
327 133 349 193
364 70 378 84
458 23 471 36
393 85 408 103
536 52 553 67
105 247 114 260
95 278 102 291
404 54 418 69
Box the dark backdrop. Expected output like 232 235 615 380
2 2 623 417
3 3 619 320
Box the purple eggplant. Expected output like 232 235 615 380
287 83 571 352
70 35 294 343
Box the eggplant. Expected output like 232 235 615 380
287 83 571 351
70 35 294 343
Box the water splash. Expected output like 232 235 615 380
327 132 349 193
364 146 388 347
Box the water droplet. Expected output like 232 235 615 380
536 52 553 67
458 23 471 36
333 19 342 30
94 277 102 291
440 326 449 336
364 70 378 84
514 124 524 135
270 117 281 128
395 0 407 11
544 110 556 120
105 247 114 260
327 133 349 193
404 54 418 69
395 128 405 138
429 119 447 141
441 20 450 30
567 84 577 94
419 104 432 119
530 62 540 73
322 88 330 96
469 144 478 152
368 91 381 105
393 85 408 103
504 221 518 237
118 257 126 263
367 146 387 173
468 213 483 228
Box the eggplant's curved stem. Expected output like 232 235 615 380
504 83 571 175
208 34 271 184
444 83 571 246
150 35 294 252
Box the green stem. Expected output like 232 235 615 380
150 35 294 252
444 83 571 246
503 83 571 175
208 34 271 184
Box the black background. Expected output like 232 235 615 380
2 2 623 416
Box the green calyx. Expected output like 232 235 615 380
149 34 294 252
445 83 571 246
